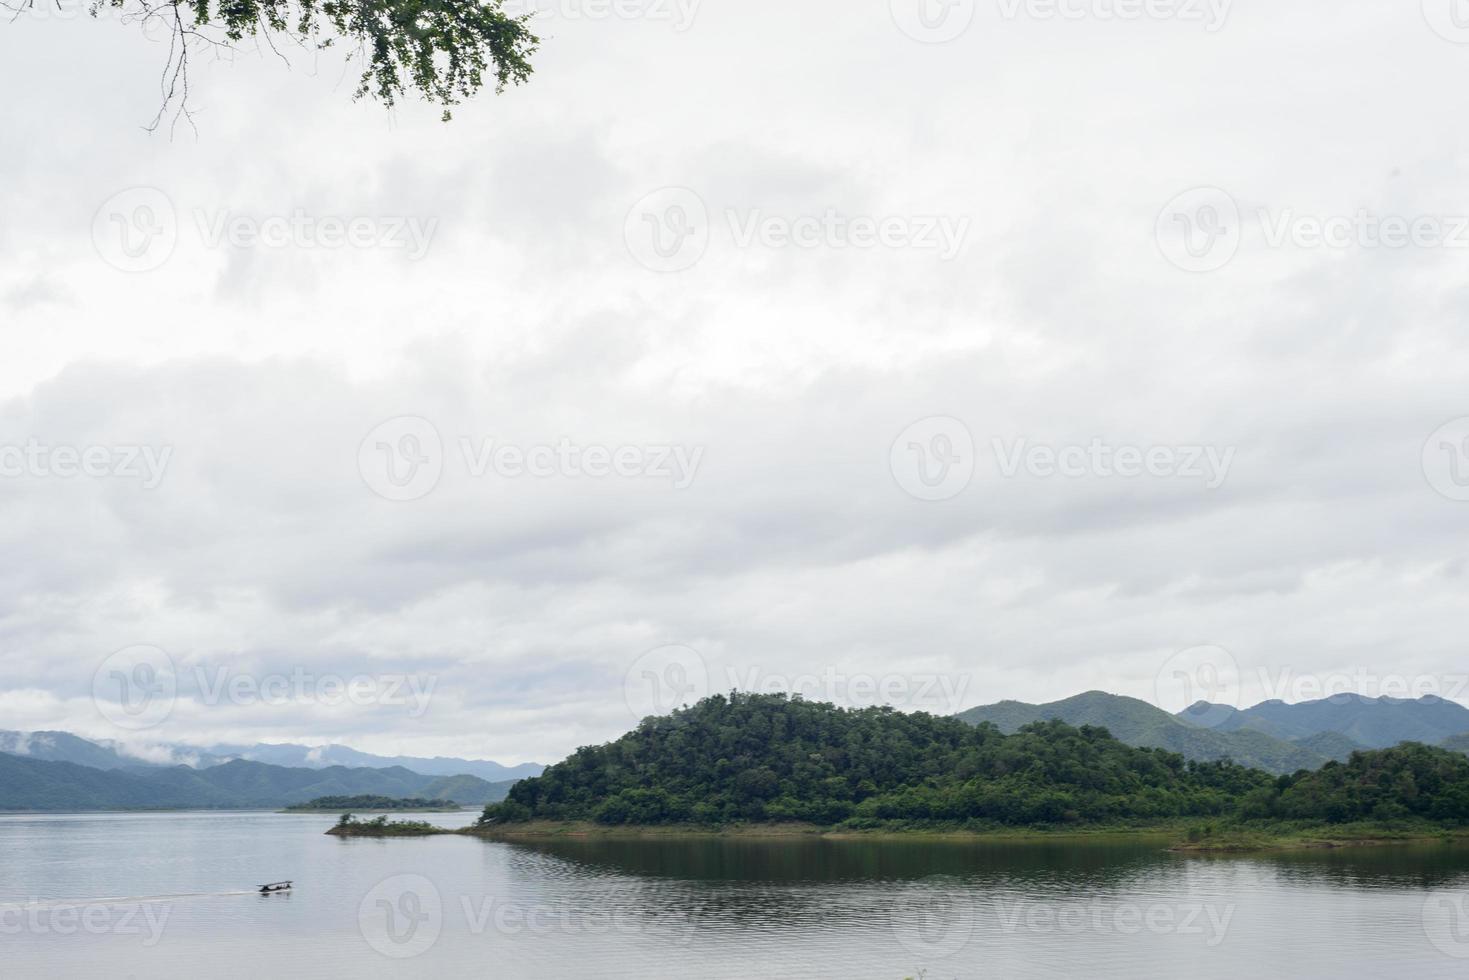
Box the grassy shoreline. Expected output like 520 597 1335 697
326 817 1469 852
287 806 463 814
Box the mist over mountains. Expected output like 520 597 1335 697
0 729 541 811
0 730 542 781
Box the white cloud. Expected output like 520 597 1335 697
0 0 1466 761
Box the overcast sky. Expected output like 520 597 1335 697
1 0 1467 764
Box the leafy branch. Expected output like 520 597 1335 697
4 0 538 133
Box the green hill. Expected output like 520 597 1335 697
955 691 1328 774
483 692 1271 827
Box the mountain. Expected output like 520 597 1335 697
0 730 541 781
0 756 515 811
1176 694 1469 749
1290 730 1365 763
1442 734 1469 755
202 743 543 781
955 691 1330 774
0 730 144 769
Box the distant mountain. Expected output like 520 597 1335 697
1177 694 1469 749
0 756 515 811
0 730 541 781
203 743 543 781
1289 730 1365 763
0 730 144 769
955 691 1330 774
1442 733 1469 755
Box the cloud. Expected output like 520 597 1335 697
0 0 1466 761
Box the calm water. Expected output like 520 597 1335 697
4 811 1469 978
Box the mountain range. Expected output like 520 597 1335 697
955 691 1469 774
1177 694 1469 748
0 730 541 781
0 754 517 811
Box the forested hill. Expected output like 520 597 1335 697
480 693 1469 831
481 693 1271 827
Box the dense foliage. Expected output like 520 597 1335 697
480 693 1279 829
331 813 442 835
1240 742 1469 824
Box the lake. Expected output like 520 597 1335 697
3 811 1469 978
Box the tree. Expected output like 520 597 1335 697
9 0 538 131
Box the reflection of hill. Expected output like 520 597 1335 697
494 835 1177 887
1196 843 1469 891
494 834 1469 894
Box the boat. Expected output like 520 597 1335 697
258 881 293 894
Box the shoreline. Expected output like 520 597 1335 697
327 818 1469 852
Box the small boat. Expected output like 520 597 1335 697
258 881 293 894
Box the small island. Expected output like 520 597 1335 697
327 813 448 836
286 795 463 813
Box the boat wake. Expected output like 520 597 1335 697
0 891 260 911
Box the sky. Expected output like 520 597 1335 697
1 0 1468 765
